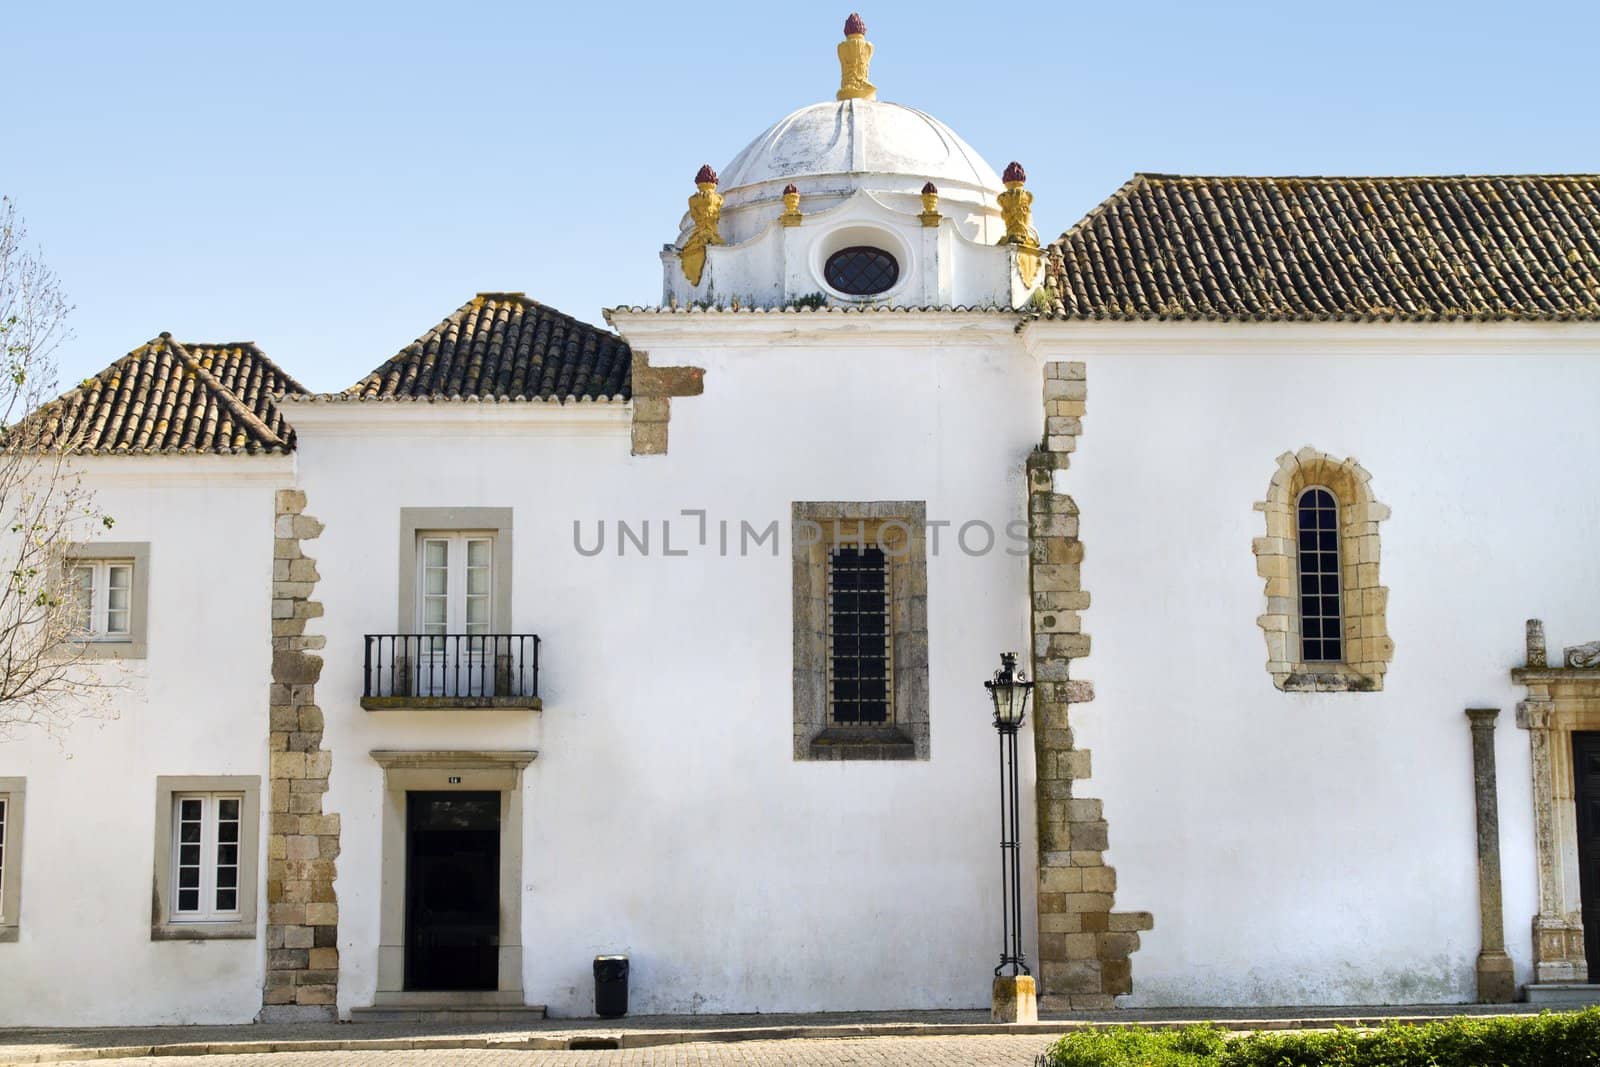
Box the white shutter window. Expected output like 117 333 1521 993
465 538 491 636
415 533 494 636
420 538 450 652
67 559 135 640
105 564 132 636
69 566 94 634
171 793 244 922
0 797 7 923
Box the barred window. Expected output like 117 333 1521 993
828 545 892 724
1296 487 1343 663
824 247 899 296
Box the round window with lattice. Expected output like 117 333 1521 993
824 246 900 296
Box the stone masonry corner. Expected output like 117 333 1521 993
630 351 706 456
1028 361 1152 1011
262 488 340 1021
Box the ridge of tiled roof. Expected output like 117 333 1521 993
606 305 1019 314
1043 173 1600 322
343 293 632 401
17 334 307 455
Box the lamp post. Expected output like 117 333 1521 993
984 652 1037 1023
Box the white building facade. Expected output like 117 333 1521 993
3 15 1599 1026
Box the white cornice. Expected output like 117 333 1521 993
606 309 1023 349
283 398 632 438
1020 318 1600 357
73 454 296 487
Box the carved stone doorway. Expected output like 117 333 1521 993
1513 621 1600 1002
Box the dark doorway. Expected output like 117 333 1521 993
1576 733 1600 982
405 791 500 991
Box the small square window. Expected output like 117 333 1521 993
66 560 134 640
60 543 149 659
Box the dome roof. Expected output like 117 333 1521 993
719 99 1003 197
683 98 1007 247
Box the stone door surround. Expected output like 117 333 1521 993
1513 619 1600 986
370 750 536 1003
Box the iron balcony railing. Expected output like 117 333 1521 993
362 634 540 709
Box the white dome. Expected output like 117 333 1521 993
681 99 1007 246
721 99 1003 196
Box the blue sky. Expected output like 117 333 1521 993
7 0 1597 393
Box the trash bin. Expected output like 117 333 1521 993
594 954 629 1017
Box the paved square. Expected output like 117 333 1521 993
34 1035 1056 1067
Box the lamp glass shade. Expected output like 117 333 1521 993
985 652 1033 726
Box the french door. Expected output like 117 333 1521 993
416 533 493 697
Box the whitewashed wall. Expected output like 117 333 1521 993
291 313 1043 1018
1025 321 1600 1006
0 458 288 1026
10 316 1595 1026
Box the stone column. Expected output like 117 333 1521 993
1466 708 1515 1002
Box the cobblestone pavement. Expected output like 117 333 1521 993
24 1035 1055 1067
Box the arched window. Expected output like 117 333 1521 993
1253 447 1393 692
1296 487 1343 663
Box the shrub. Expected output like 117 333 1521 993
1039 1009 1600 1067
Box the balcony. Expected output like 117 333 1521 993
361 634 541 711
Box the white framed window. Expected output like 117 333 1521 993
60 542 149 659
417 533 493 641
0 796 9 920
396 508 512 640
152 775 259 940
69 559 133 640
170 793 244 921
0 778 24 941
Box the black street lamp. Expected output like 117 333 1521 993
985 652 1033 982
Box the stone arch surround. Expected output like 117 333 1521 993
1252 447 1393 692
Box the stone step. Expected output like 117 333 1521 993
1524 983 1600 1006
349 996 548 1024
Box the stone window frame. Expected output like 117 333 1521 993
1253 448 1392 692
61 541 150 660
151 775 261 941
396 509 513 633
369 750 535 1003
0 778 24 942
792 501 929 761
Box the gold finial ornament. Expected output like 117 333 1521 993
680 164 725 286
997 161 1041 286
780 183 803 227
836 13 876 101
919 181 941 227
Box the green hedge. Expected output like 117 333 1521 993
1040 1009 1600 1067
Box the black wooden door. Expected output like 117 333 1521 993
1575 732 1600 982
405 792 500 991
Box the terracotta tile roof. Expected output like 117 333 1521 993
20 334 306 455
345 293 632 401
1044 174 1600 322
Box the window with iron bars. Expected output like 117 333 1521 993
827 544 893 724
